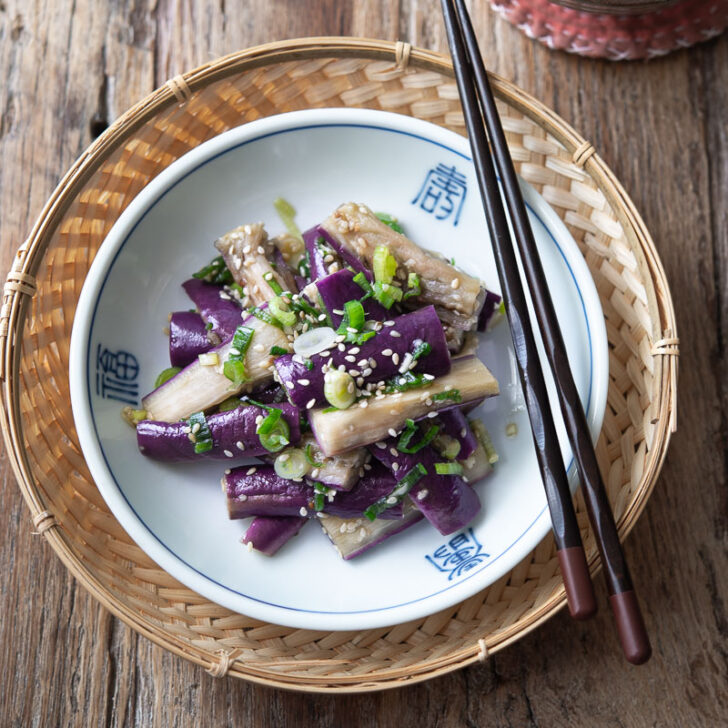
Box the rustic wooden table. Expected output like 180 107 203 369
1 1 726 725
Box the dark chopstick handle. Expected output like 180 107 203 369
441 0 597 621
610 591 652 665
451 0 650 660
558 547 598 621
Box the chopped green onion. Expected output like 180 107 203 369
217 396 242 412
372 280 403 309
154 366 181 388
433 433 461 461
228 282 245 299
384 371 430 393
449 256 456 266
375 212 404 234
256 408 290 452
435 462 463 475
432 389 462 404
470 419 499 464
268 296 296 327
323 369 356 409
305 359 314 371
122 407 148 427
274 448 309 480
192 255 233 285
304 444 323 468
343 299 365 330
397 421 440 454
205 321 214 331
290 295 320 318
373 245 398 284
352 272 372 298
198 352 219 366
248 305 283 328
269 345 288 356
403 272 421 300
273 197 303 241
240 397 273 411
364 463 427 521
187 411 214 454
411 340 431 361
297 252 311 279
223 325 255 387
321 406 338 413
312 482 335 512
267 276 284 296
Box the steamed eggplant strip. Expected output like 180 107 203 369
182 278 246 340
169 311 213 368
142 314 290 422
214 223 293 305
319 502 423 560
321 202 486 330
242 516 307 556
308 356 499 456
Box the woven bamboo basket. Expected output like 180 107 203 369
0 38 677 692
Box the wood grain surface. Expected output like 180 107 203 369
1 1 726 726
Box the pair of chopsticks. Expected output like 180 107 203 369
441 0 651 664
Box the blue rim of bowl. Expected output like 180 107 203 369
71 109 608 629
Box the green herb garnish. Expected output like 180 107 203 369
364 463 427 521
375 212 404 234
432 389 462 404
192 255 233 285
403 272 421 300
222 325 254 388
256 408 291 453
187 411 214 454
435 462 463 475
248 306 283 329
411 341 431 361
397 419 440 454
154 366 181 388
372 281 403 309
269 345 288 356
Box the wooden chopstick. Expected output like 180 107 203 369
443 0 651 664
440 0 596 622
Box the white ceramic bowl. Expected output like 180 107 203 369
70 108 608 630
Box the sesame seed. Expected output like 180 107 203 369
392 462 399 472
229 347 241 356
285 381 295 389
375 441 387 449
299 507 308 517
417 489 428 501
369 358 377 368
246 541 254 552
253 343 265 352
386 496 398 505
255 415 263 425
451 278 461 289
306 398 316 409
357 359 368 367
224 450 233 458
337 343 345 351
389 447 399 457
362 367 372 377
347 381 355 394
219 291 232 300
346 327 358 334
389 330 401 338
349 347 360 355
191 423 201 434
345 355 356 363
427 411 438 418
364 462 372 470
311 468 320 478
279 453 290 462
236 441 245 450
388 428 397 437
323 254 334 263
383 320 395 327
356 377 364 386
349 369 360 377
243 245 252 254
264 272 273 281
382 348 393 357
318 314 327 321
423 373 435 381
392 353 400 365
333 309 344 316
319 350 330 358
298 378 310 386
360 400 368 408
257 245 265 254
247 467 257 475
461 427 467 438
426 398 433 406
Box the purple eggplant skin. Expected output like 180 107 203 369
370 441 481 536
242 516 307 556
275 305 451 410
436 409 478 460
225 465 404 519
271 247 300 294
314 269 388 327
169 311 212 368
182 278 245 340
477 289 502 331
302 225 372 281
137 404 301 461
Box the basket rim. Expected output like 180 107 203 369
0 36 677 692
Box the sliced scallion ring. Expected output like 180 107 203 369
274 448 309 480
